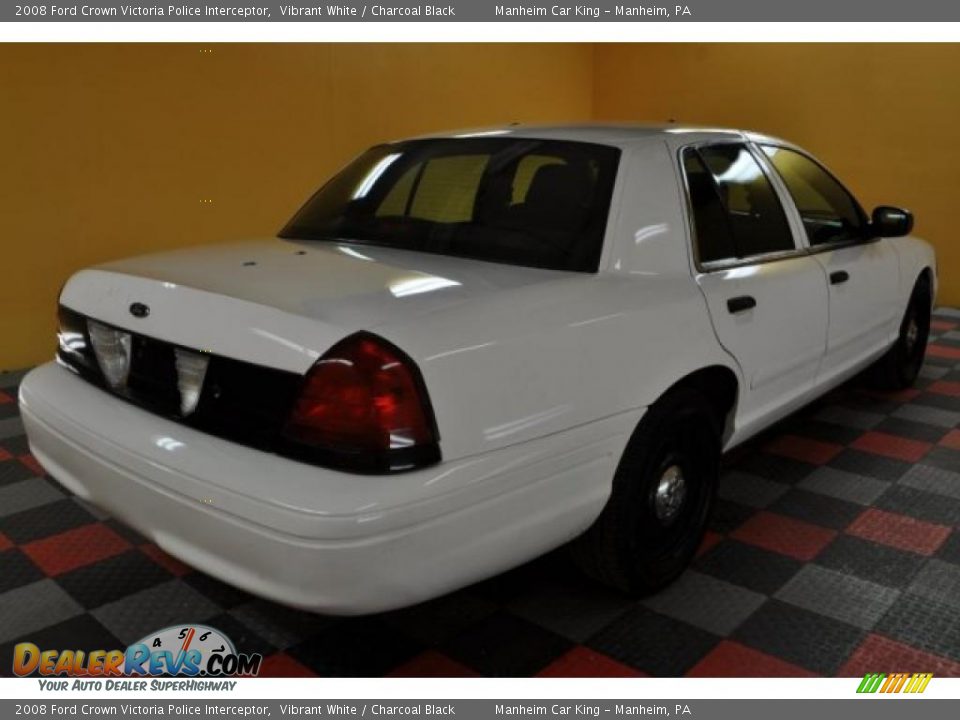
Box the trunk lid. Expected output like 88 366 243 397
61 238 568 373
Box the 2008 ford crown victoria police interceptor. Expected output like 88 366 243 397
19 125 935 614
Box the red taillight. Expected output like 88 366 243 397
283 332 439 471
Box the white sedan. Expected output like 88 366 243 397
20 125 935 614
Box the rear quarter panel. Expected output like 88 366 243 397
384 139 742 463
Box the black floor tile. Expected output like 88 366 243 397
184 573 256 610
874 417 948 444
288 618 423 677
816 535 925 589
876 593 960 663
0 614 121 677
57 550 172 610
875 485 960 527
829 449 912 482
709 499 756 534
769 488 863 531
0 498 96 544
731 452 816 485
588 606 719 677
733 600 864 676
695 539 803 596
442 611 572 677
0 549 45 594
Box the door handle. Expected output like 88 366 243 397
727 295 757 314
830 270 850 285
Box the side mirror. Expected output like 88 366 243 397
871 205 914 238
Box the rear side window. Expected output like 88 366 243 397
683 151 737 264
761 145 866 246
281 138 620 273
683 144 796 266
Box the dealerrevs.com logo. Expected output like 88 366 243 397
13 624 262 684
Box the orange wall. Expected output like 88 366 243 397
0 44 594 371
3 43 957 370
594 43 960 306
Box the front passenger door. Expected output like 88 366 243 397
684 144 829 443
760 146 900 382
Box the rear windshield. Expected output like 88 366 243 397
280 138 621 272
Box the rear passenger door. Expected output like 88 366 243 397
759 145 900 382
683 143 830 440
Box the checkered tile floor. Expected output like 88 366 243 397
3 310 960 678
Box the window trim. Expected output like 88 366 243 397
758 143 871 251
678 141 807 273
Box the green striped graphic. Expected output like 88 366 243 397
857 673 886 693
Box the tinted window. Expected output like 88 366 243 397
683 150 737 264
696 144 796 259
762 145 866 246
281 138 620 272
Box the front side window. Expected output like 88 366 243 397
281 138 621 272
761 145 866 246
683 144 796 265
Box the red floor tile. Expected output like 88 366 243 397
22 523 131 576
697 530 724 558
731 511 837 561
258 652 318 678
388 650 479 678
931 320 958 332
537 647 647 677
0 447 11 462
687 640 818 677
928 380 960 398
847 508 951 556
838 634 960 677
927 344 960 360
0 531 12 552
140 543 193 577
851 431 932 463
939 429 960 451
0 390 13 404
764 434 844 466
19 454 44 476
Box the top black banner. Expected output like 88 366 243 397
4 0 960 22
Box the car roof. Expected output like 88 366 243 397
403 123 791 148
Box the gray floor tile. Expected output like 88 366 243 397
93 580 220 645
0 417 24 441
775 565 900 630
0 369 28 389
919 365 951 380
900 464 960 501
0 580 83 643
799 466 889 506
908 559 960 611
893 404 960 429
642 570 765 636
0 477 64 518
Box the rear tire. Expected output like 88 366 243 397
571 387 720 594
869 277 931 390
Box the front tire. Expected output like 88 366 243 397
869 277 931 390
571 387 720 594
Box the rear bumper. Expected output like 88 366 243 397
20 363 639 614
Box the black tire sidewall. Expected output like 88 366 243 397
606 389 720 591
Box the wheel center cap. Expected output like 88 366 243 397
906 318 919 352
654 464 687 523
